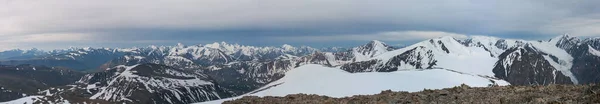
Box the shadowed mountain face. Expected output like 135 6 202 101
550 35 600 84
0 64 84 102
570 45 600 84
3 35 600 103
493 45 573 85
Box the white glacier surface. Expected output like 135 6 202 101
198 64 508 104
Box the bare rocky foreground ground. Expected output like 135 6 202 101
224 84 600 104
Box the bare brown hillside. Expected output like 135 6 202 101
224 84 600 104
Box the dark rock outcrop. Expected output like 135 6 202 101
0 64 84 102
493 45 573 85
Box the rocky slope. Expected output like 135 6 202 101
493 44 574 85
550 35 600 84
224 84 600 104
74 63 235 104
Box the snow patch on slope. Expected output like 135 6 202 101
198 64 508 104
589 45 600 56
501 47 523 71
89 64 214 101
1 96 45 104
0 96 71 104
371 36 500 76
435 46 499 76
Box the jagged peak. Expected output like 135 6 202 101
205 41 244 50
363 40 388 48
548 34 582 49
206 42 221 49
561 33 573 38
550 34 578 42
351 40 393 60
368 40 384 45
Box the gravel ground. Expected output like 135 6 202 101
224 84 600 104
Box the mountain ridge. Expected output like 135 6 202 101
3 35 600 104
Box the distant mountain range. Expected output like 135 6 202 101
2 34 600 103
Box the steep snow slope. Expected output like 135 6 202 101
348 36 510 76
429 37 501 76
198 64 508 104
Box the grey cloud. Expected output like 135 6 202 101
1 0 596 34
1 0 600 50
271 31 469 42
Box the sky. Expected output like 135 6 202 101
1 0 600 51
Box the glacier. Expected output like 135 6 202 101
199 64 508 104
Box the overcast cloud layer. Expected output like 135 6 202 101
1 0 600 50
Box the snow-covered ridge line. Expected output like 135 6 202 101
353 36 519 75
342 35 583 85
0 41 322 54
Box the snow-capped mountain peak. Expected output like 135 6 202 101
206 42 221 49
206 41 239 51
367 40 385 46
281 44 296 51
350 40 394 61
549 34 582 53
550 34 575 42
